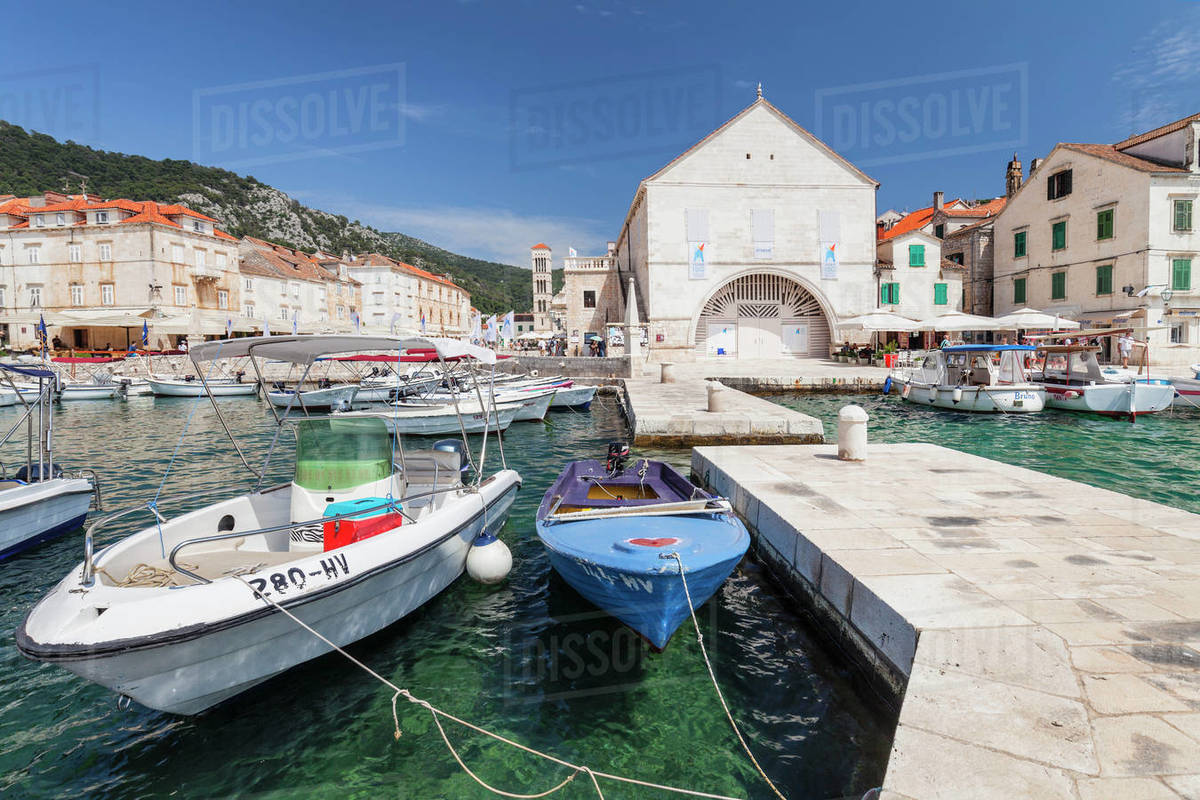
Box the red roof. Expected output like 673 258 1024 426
1059 143 1188 174
531 243 550 250
878 197 1004 241
1114 112 1200 150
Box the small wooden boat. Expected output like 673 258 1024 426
535 445 749 649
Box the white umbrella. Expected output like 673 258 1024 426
915 311 1004 332
994 307 1080 330
837 311 920 331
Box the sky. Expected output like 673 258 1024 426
0 0 1197 267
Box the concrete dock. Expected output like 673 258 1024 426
622 377 823 446
693 443 1200 800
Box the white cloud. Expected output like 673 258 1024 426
400 102 445 122
1112 10 1200 131
338 200 610 267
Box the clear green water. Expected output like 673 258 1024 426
775 393 1200 515
0 395 892 799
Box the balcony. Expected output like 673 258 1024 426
563 256 613 272
193 263 221 281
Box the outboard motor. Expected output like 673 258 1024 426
431 439 471 476
605 441 630 476
15 463 64 483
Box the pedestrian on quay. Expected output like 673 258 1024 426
1118 331 1134 368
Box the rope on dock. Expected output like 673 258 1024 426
666 552 788 800
234 575 744 800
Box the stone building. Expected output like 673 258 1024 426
530 244 553 331
0 192 242 347
875 229 964 323
339 252 470 335
599 90 880 362
992 112 1200 366
555 242 623 352
239 238 360 332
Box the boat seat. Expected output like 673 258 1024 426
400 449 462 489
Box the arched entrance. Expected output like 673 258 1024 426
692 273 832 358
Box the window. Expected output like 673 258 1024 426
1052 221 1066 251
70 284 83 306
279 307 289 320
174 285 187 306
34 214 44 227
337 305 345 319
245 277 253 291
1014 231 1027 258
192 220 203 232
908 244 925 266
291 282 300 298
1171 323 1188 344
1047 169 1073 200
947 252 964 265
195 250 206 268
95 210 109 223
245 303 255 318
69 244 81 263
216 252 227 268
28 287 41 307
583 290 596 308
1097 209 1114 240
101 284 114 305
1051 271 1066 300
1014 278 1026 304
1096 264 1113 295
218 290 228 310
0 287 6 306
1173 258 1192 291
99 243 111 261
28 247 40 264
934 223 944 239
55 213 65 226
1175 200 1194 232
171 244 184 263
934 283 948 305
880 282 900 305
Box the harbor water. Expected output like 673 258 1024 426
776 392 1200 514
0 394 892 799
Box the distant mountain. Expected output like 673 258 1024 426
0 121 556 313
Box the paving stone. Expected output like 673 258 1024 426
915 626 1079 698
1083 673 1191 714
1092 715 1200 776
1072 646 1154 673
1076 777 1181 800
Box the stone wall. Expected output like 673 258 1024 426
495 354 631 379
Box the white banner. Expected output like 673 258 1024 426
821 242 839 280
689 241 708 280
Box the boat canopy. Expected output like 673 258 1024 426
941 344 1038 353
0 363 57 378
189 335 497 366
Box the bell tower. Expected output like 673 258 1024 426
531 243 552 331
1006 153 1023 197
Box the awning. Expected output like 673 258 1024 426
55 308 154 327
190 335 497 366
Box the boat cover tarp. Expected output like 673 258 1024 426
190 335 498 366
0 363 56 378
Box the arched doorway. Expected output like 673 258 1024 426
693 273 831 358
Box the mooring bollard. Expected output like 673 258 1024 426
706 381 729 412
660 362 675 384
837 405 868 461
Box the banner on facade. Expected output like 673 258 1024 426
688 241 708 280
821 242 839 280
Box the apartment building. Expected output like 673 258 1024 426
238 238 361 332
341 252 469 335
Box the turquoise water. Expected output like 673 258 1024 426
775 392 1200 515
0 394 891 799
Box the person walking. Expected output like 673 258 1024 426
1118 331 1134 368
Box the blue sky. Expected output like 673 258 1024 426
1 0 1197 266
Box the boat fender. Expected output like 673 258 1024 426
882 376 892 395
952 387 962 404
901 384 910 399
1064 390 1079 399
466 531 512 584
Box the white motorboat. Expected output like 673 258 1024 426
0 364 99 559
266 383 359 409
114 375 152 396
893 345 1045 413
16 334 520 714
146 376 258 397
58 382 123 401
547 384 597 410
338 402 521 435
393 388 556 422
1033 345 1175 419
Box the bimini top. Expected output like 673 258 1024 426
0 363 57 378
189 335 498 366
941 344 1038 353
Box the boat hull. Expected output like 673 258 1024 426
361 405 520 435
1044 380 1175 417
266 385 359 409
147 379 257 397
16 477 519 714
59 384 122 401
548 385 597 410
899 381 1044 413
0 478 94 560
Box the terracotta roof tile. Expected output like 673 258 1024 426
1114 112 1200 150
531 243 550 250
1059 142 1189 173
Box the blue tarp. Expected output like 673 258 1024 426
0 363 56 378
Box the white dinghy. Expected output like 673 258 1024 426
17 335 521 714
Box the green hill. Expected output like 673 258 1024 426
0 121 552 313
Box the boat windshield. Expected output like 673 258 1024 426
294 418 392 491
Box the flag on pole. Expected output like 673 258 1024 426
568 246 577 258
263 318 270 337
353 312 361 334
483 314 498 344
292 313 298 335
470 310 482 342
226 317 233 338
500 311 514 341
420 312 426 334
36 314 48 353
141 319 150 347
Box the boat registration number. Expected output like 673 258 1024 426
247 553 350 598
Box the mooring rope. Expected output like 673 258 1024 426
234 576 743 800
664 552 788 800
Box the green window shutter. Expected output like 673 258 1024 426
1014 278 1026 305
1014 231 1026 257
909 244 925 266
1176 200 1193 232
880 283 887 304
934 224 944 238
1173 259 1192 291
1051 271 1066 300
1097 209 1113 240
934 283 948 305
1096 265 1112 295
893 282 899 304
1052 221 1066 251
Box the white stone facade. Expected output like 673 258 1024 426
876 230 964 322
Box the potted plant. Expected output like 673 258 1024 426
857 347 873 366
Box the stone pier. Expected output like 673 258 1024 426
694 443 1200 800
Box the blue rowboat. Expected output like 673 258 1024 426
535 447 749 649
